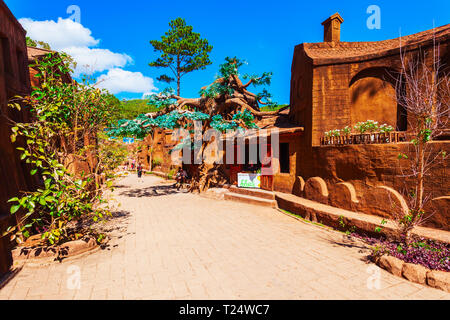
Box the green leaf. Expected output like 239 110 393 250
45 196 55 202
10 205 21 214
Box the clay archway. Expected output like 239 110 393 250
292 176 305 197
329 182 359 211
363 185 409 218
304 177 329 204
349 67 407 131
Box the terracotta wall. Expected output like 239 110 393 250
138 129 179 174
294 142 450 230
289 44 313 148
290 41 450 147
28 65 40 88
287 32 449 231
0 2 33 275
272 134 302 194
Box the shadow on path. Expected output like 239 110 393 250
0 267 21 291
323 234 373 263
119 184 187 198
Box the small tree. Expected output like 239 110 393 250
4 53 118 245
149 17 213 96
394 38 449 241
26 36 51 50
96 132 129 179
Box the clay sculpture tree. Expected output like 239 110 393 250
108 57 288 192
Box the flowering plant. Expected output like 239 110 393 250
354 122 367 134
353 234 450 272
341 126 352 136
365 120 379 133
380 124 394 133
331 129 341 137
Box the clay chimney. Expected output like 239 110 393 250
321 13 344 42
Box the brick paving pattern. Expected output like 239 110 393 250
0 175 448 300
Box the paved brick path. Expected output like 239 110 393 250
0 174 448 300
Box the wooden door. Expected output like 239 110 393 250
229 144 242 185
261 143 273 191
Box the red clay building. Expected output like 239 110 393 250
281 14 449 230
0 0 34 276
137 14 449 230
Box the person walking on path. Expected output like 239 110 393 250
175 167 188 190
137 162 143 180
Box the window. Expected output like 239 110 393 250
16 49 26 84
1 37 12 75
280 143 290 174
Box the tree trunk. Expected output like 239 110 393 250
415 139 425 219
73 110 78 153
177 55 181 96
188 140 229 193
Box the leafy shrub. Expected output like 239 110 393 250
5 52 116 245
167 168 177 180
354 234 450 271
325 121 394 137
341 126 352 136
152 158 162 167
379 124 394 133
354 120 379 133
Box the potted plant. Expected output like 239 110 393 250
354 122 367 144
379 124 394 143
324 130 332 145
331 129 341 144
341 126 352 144
365 120 379 143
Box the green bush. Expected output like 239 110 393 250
152 158 162 167
5 52 115 245
167 168 177 180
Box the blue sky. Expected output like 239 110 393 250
6 0 450 104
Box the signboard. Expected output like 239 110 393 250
123 137 135 144
237 173 261 189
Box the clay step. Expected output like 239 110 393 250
224 192 278 208
229 186 275 200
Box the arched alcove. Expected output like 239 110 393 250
349 67 407 131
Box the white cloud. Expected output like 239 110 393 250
142 92 154 99
63 46 132 76
20 17 132 75
19 18 99 51
96 69 158 95
19 17 156 95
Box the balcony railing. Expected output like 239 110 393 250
320 131 408 146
